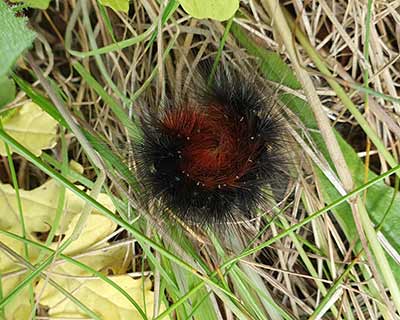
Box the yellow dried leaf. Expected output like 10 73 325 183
0 172 160 320
0 234 35 319
37 275 165 319
0 101 58 156
0 177 121 319
1 276 31 320
0 179 115 240
51 210 117 256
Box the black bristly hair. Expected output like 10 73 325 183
134 64 290 227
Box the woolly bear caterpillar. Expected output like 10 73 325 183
135 65 290 227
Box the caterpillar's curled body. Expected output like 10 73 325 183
135 66 290 227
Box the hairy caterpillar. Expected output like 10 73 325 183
135 65 290 227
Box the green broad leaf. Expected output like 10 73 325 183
98 0 129 12
9 0 51 9
281 94 400 283
231 23 301 90
231 24 400 282
0 1 36 78
0 76 16 108
178 0 239 21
